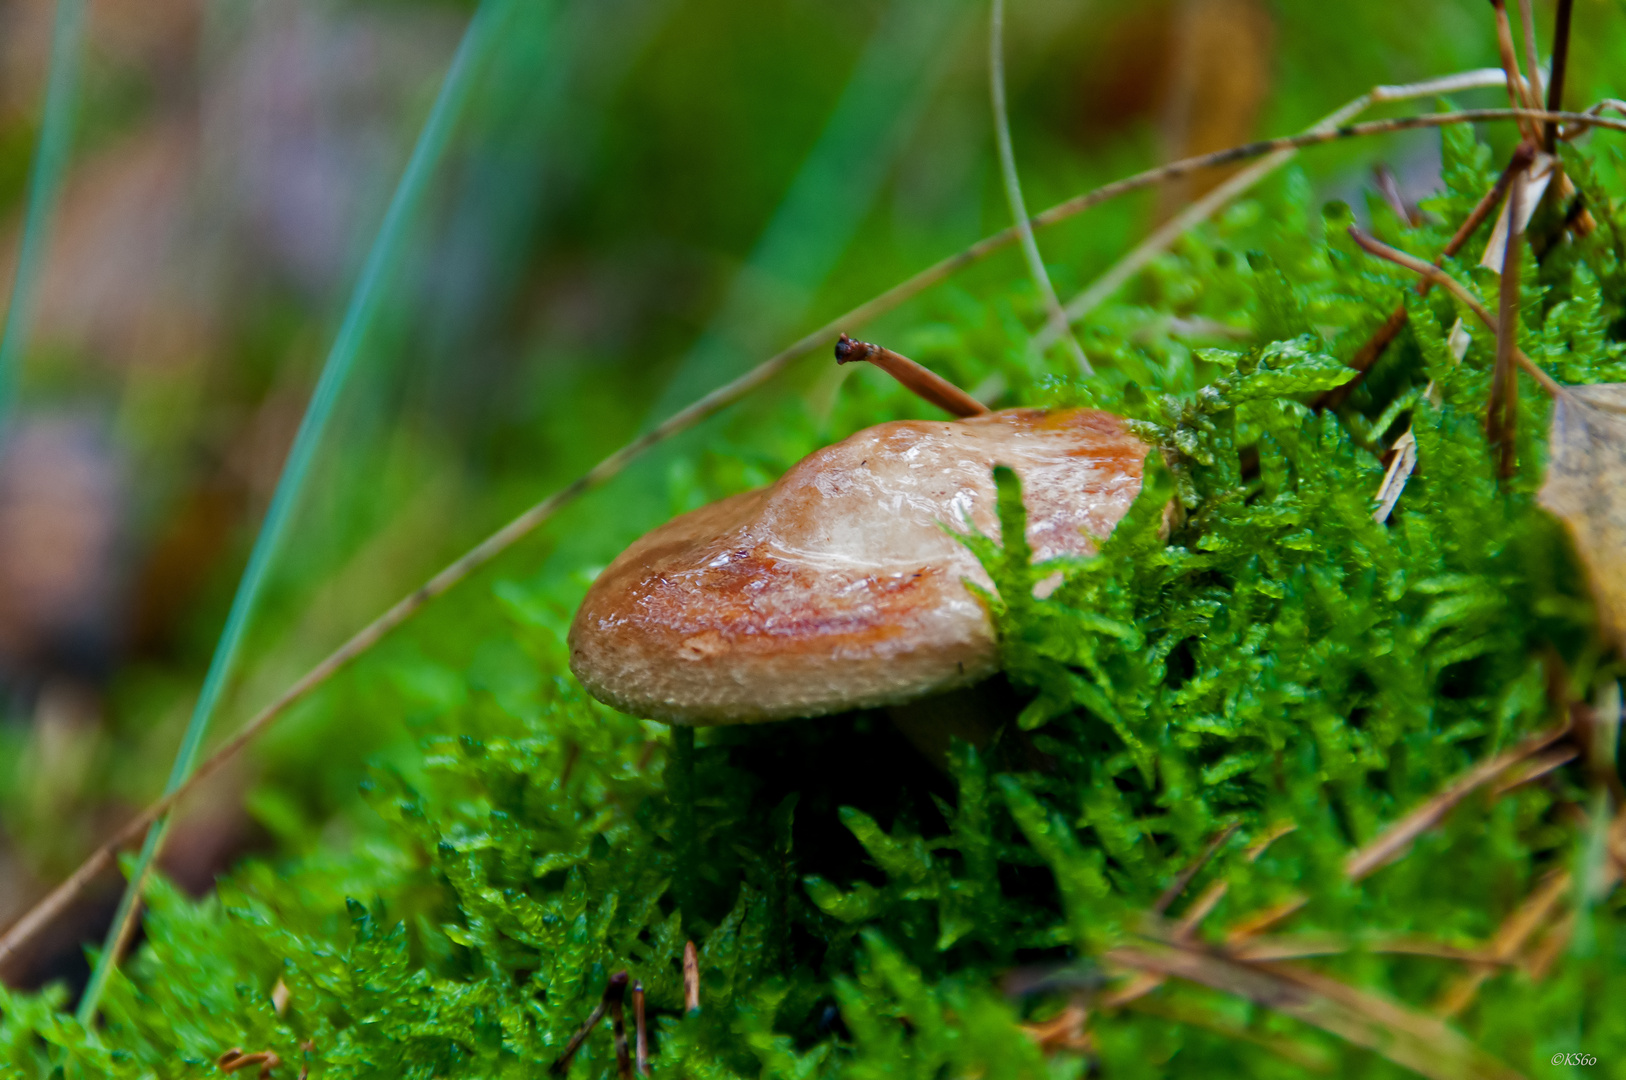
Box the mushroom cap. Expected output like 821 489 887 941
568 408 1147 724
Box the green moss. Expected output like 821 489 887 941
4 133 1624 1079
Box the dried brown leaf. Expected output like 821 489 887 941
1539 384 1626 652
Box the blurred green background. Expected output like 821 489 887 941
0 0 1620 987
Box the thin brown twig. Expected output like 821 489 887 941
1346 228 1567 398
606 972 632 1080
1345 722 1569 882
834 334 988 417
1490 164 1528 479
632 981 648 1077
1104 941 1524 1080
550 973 628 1076
1546 0 1575 153
1034 71 1510 352
1104 822 1293 1007
1516 0 1545 109
2 103 1618 980
1434 869 1572 1018
1491 0 1544 142
1152 823 1238 915
683 940 700 1014
1315 142 1533 411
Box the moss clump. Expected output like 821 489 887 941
5 127 1626 1079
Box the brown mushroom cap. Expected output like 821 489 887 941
568 407 1147 724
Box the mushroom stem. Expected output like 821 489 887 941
835 334 990 418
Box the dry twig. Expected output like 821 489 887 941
218 1049 282 1079
1345 723 1569 881
1105 940 1524 1080
683 940 701 1014
1345 229 1565 398
632 981 648 1077
1489 164 1529 478
1434 869 1571 1018
1034 70 1509 353
1316 142 1533 412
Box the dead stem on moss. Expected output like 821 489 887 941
632 981 648 1077
217 1048 282 1079
1490 163 1529 478
1103 822 1292 1008
1346 723 1569 881
1435 868 1573 1018
1105 939 1525 1080
1546 0 1575 152
1346 228 1567 399
1152 822 1239 915
550 971 629 1077
1492 0 1543 143
1034 70 1510 354
1315 142 1533 412
683 940 700 1014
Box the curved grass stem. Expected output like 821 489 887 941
1033 69 1509 353
989 0 1091 375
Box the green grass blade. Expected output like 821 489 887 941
0 0 88 430
75 0 514 1023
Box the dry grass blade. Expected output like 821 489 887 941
1491 0 1543 142
1152 822 1239 914
1035 70 1509 352
1105 822 1292 1007
683 940 701 1014
1538 383 1626 654
1373 434 1419 523
2 102 1618 979
1125 995 1334 1072
1434 868 1572 1018
1226 933 1513 965
1516 0 1544 108
1490 746 1580 796
1105 941 1525 1080
1489 165 1528 479
1346 724 1569 882
1374 164 1422 226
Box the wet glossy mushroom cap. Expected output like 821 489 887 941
568 407 1148 724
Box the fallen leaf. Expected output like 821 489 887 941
1538 383 1626 652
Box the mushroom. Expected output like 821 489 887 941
568 338 1149 724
